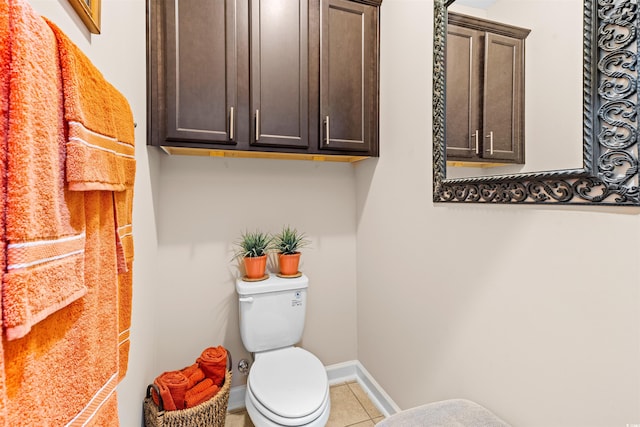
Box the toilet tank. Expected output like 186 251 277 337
236 274 308 353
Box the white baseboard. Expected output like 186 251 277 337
227 360 401 417
228 384 247 412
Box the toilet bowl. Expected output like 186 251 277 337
244 347 330 427
236 274 331 426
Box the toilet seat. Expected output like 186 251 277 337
247 347 329 425
247 381 329 426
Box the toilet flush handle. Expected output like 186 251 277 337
239 296 254 303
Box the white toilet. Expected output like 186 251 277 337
236 273 330 427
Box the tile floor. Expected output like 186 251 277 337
226 381 385 427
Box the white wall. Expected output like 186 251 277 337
356 1 640 426
154 155 359 387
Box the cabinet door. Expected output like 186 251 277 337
446 25 483 160
164 0 237 144
482 32 524 163
250 0 309 148
320 0 378 154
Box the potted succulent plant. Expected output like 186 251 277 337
234 230 272 280
273 226 310 277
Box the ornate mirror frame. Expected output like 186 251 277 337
433 0 640 204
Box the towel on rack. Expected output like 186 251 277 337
113 130 134 383
0 0 10 423
45 19 136 382
45 19 135 266
3 195 120 423
110 84 135 380
2 0 86 342
1 1 130 424
117 264 132 382
45 20 136 192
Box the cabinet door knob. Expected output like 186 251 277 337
229 106 235 141
324 115 330 145
485 131 494 155
255 109 260 142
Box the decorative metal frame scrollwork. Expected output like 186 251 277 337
433 0 640 205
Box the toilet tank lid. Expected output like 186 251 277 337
236 273 308 296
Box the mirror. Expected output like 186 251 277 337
433 0 640 204
446 0 582 179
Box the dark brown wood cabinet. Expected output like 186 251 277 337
250 0 309 149
446 12 530 164
320 0 379 155
159 0 238 146
147 0 381 161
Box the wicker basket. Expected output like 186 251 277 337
143 351 232 427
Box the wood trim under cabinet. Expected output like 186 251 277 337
160 146 370 162
447 161 510 168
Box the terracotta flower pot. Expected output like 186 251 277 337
278 252 301 276
244 255 267 279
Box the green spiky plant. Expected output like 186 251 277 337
234 230 272 259
272 226 309 255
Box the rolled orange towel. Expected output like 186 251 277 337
152 370 189 410
186 368 205 390
184 378 220 409
197 346 227 386
181 363 206 388
181 363 199 378
151 383 174 411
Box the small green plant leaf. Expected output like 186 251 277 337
233 230 273 259
273 225 310 255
